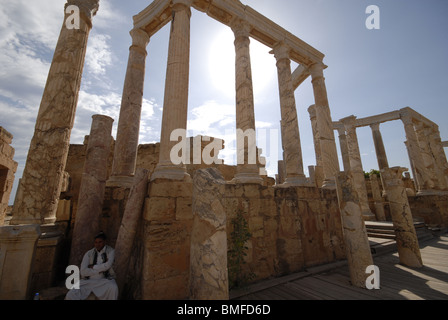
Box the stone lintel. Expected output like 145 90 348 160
133 0 325 66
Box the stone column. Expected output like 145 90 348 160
340 116 375 221
114 168 149 297
380 167 423 268
230 18 263 185
151 0 192 182
308 105 323 168
109 28 150 186
370 174 386 221
69 115 114 266
415 122 440 190
11 0 100 225
273 43 307 186
401 110 434 193
189 168 228 300
370 123 389 170
335 172 373 288
308 63 340 189
336 126 351 172
428 127 448 190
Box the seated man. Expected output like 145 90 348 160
66 232 118 300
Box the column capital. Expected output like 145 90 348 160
66 0 99 21
230 18 252 39
308 62 325 79
272 42 291 62
340 115 357 130
370 122 381 131
130 28 150 49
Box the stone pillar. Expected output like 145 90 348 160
11 0 100 225
114 168 149 297
151 0 192 182
370 123 389 170
273 43 307 186
335 172 373 288
428 127 448 190
380 167 423 268
0 127 18 226
308 105 323 168
231 18 263 184
189 168 228 300
401 110 434 193
340 116 375 221
69 115 114 266
415 122 440 190
0 225 41 300
336 126 351 172
109 28 150 186
370 174 386 221
308 63 340 189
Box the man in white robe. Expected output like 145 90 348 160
66 232 118 300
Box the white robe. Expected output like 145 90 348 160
65 245 118 300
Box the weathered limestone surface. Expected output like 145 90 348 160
110 28 150 180
152 0 192 181
340 116 375 221
381 167 423 268
273 43 307 186
308 63 340 189
231 18 262 184
0 225 41 300
370 123 389 170
0 127 18 225
69 115 114 266
370 174 386 221
190 168 228 300
114 168 149 296
11 0 99 225
141 178 193 300
335 172 373 288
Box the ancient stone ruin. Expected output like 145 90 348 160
1 0 447 300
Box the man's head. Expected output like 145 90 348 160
93 232 107 252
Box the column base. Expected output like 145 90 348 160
151 163 191 182
106 175 136 188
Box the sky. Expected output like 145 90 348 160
1 0 448 204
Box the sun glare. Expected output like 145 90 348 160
208 29 276 98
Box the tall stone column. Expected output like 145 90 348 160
340 116 375 221
108 28 150 186
401 111 434 193
231 18 262 184
273 43 307 186
308 105 323 168
308 63 340 189
335 172 373 288
11 0 100 225
336 126 351 172
370 123 389 170
415 122 440 190
151 0 192 182
380 167 423 268
428 127 448 190
69 115 114 266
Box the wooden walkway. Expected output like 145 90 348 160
232 234 448 300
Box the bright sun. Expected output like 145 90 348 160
208 29 276 98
